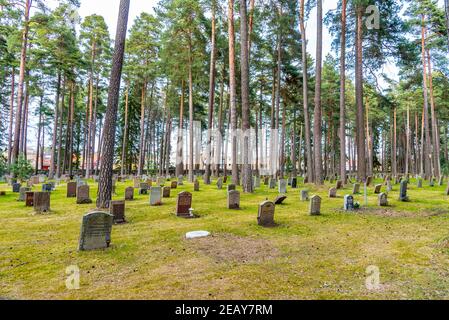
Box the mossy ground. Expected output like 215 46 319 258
1 177 449 300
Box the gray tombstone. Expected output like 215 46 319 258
374 184 382 194
336 180 343 190
139 182 149 195
171 181 178 189
18 187 31 201
194 180 200 192
386 180 393 192
78 211 113 251
110 200 126 224
34 192 50 213
125 187 134 201
378 193 388 207
429 178 435 187
399 181 409 202
352 183 360 194
269 178 276 189
77 185 92 204
344 195 355 211
257 201 275 227
254 176 261 188
227 190 240 209
163 186 171 198
328 187 337 198
67 182 77 198
12 183 21 193
227 184 236 192
309 195 321 216
217 178 223 190
300 189 309 201
417 178 423 188
278 179 287 194
178 176 184 186
150 187 162 206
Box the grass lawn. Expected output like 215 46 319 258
1 177 449 300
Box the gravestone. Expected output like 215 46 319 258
25 192 34 207
386 180 393 192
254 176 261 188
274 195 287 205
264 177 269 186
77 185 92 204
291 177 298 189
417 178 423 188
269 178 276 189
223 176 228 184
78 211 113 251
366 176 373 186
309 195 321 216
139 183 149 195
278 179 287 194
227 184 236 192
374 184 382 194
227 190 240 209
178 176 184 186
34 192 50 213
399 181 409 202
150 187 162 206
176 191 193 217
257 201 275 227
336 180 343 190
32 176 40 185
328 187 337 198
67 182 77 198
300 189 309 201
429 178 435 187
42 183 52 192
344 195 355 211
217 178 223 190
163 186 171 198
378 193 388 207
171 181 178 189
352 183 360 194
194 180 200 191
18 187 31 201
133 178 140 188
125 187 134 201
0 191 6 196
109 200 126 224
12 183 21 193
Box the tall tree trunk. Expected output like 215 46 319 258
137 81 148 176
97 0 130 209
121 81 129 177
240 0 253 192
355 5 366 181
176 80 185 177
445 0 449 52
313 0 323 185
228 0 238 185
11 0 32 164
299 0 313 182
68 83 75 176
405 105 410 175
35 95 43 174
188 37 195 182
57 79 66 178
339 0 347 184
7 67 15 167
420 16 432 179
49 73 61 179
205 0 217 185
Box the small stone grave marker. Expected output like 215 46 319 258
227 190 240 209
77 185 92 204
309 195 321 216
176 191 192 217
150 187 162 206
109 200 126 224
34 192 50 213
257 201 275 227
78 211 113 251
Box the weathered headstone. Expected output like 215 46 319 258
125 187 134 201
227 184 236 192
25 191 34 207
133 178 140 188
254 176 261 188
344 195 355 211
278 179 287 194
309 195 321 216
139 182 149 195
257 201 275 227
352 183 360 194
194 180 200 191
374 184 382 194
399 181 409 202
227 190 240 209
176 191 192 217
300 189 309 201
18 187 31 201
366 176 373 186
42 183 52 192
378 193 388 207
386 180 393 192
150 187 162 206
34 192 50 213
110 200 126 224
67 182 77 198
77 185 92 204
163 186 171 198
291 177 298 189
264 177 269 186
336 180 343 190
217 178 223 190
328 187 337 198
171 181 178 189
78 211 113 251
274 195 287 205
12 183 21 193
417 178 423 188
269 178 276 189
